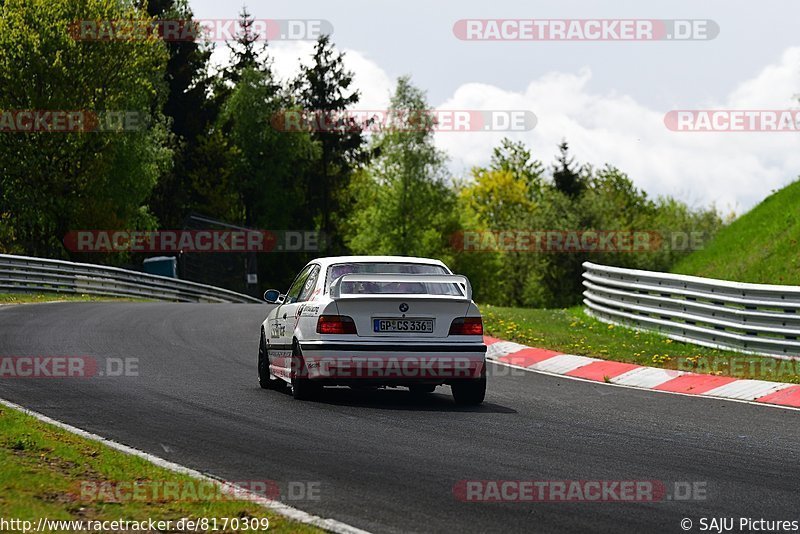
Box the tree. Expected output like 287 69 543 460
220 68 316 229
454 138 547 305
460 168 531 229
346 76 457 260
223 6 270 85
489 138 545 201
552 141 585 198
0 0 171 257
294 35 366 252
453 138 723 307
455 168 533 304
219 66 318 289
144 0 219 228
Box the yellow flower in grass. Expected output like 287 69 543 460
651 353 671 365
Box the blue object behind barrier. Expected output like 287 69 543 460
143 256 177 278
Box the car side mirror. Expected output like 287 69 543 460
263 289 283 304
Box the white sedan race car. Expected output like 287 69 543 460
258 256 487 404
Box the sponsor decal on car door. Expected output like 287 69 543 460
269 264 315 376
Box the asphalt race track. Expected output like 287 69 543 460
1 302 798 533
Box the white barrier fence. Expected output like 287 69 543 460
582 261 800 360
0 254 262 304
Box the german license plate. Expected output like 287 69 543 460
373 318 434 333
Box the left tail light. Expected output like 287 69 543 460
449 316 483 335
317 315 357 334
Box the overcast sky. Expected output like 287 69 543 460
190 0 800 214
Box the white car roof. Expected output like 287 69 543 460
309 256 448 269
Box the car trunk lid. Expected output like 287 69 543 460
329 274 473 338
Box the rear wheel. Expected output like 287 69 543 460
258 329 282 390
291 341 321 401
451 367 486 405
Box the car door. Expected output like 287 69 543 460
269 264 316 376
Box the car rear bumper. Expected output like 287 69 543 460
298 341 486 383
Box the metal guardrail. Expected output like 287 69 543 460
582 261 800 359
0 254 262 304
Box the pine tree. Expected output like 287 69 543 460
294 35 366 252
552 141 584 198
224 6 270 83
144 0 218 228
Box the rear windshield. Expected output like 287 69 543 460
327 262 463 296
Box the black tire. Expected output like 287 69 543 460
409 384 436 394
291 341 321 401
258 329 282 390
451 367 486 405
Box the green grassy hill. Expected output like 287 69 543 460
672 179 800 285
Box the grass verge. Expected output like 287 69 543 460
0 403 321 533
0 292 147 304
672 178 800 284
481 304 800 384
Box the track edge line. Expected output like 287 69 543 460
0 397 373 534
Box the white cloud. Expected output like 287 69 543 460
728 48 800 109
435 47 800 213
